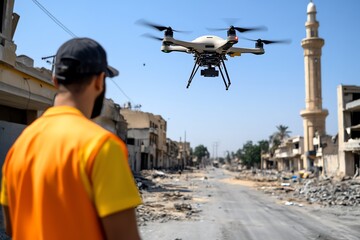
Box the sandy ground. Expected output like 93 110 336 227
139 167 360 240
137 167 360 224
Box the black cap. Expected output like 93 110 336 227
55 38 119 81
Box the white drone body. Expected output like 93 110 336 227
161 35 264 56
139 21 287 90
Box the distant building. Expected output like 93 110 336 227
121 108 168 170
337 85 360 176
93 99 127 141
166 138 179 169
174 140 191 169
273 136 304 171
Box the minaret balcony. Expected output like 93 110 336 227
301 38 324 49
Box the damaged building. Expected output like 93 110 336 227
0 0 56 168
273 136 304 171
0 0 132 173
337 85 360 176
121 106 169 170
121 105 190 171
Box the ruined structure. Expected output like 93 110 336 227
0 0 56 167
273 136 304 171
337 85 360 176
121 106 168 169
0 1 132 172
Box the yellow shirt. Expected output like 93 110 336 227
0 106 142 240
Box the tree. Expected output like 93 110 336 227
269 125 291 153
238 141 262 169
258 140 269 153
193 145 209 161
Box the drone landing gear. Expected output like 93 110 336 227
186 58 231 90
186 59 200 89
218 58 231 90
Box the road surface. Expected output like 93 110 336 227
139 168 360 240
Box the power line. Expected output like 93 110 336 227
31 0 77 38
31 0 137 106
109 78 134 104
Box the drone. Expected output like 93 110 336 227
138 20 290 90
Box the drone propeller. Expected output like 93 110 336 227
141 33 163 41
136 19 190 33
208 25 267 33
241 37 291 44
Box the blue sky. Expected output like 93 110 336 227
14 0 360 156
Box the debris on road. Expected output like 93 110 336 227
135 169 204 226
232 169 360 207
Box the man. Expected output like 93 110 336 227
0 38 142 239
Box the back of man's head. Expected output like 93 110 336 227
54 38 119 86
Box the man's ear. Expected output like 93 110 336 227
52 76 59 88
94 72 106 92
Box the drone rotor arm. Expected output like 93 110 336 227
161 45 189 53
226 47 265 56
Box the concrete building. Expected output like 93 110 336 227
93 98 127 141
337 85 360 176
300 1 328 171
311 130 338 176
273 136 304 171
126 136 142 172
166 138 179 169
0 0 56 166
175 140 191 169
121 107 168 170
0 1 133 173
261 152 275 170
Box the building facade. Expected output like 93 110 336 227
121 108 169 170
273 136 304 171
337 85 360 176
0 0 56 167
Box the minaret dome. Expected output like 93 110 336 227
307 2 316 14
307 2 317 23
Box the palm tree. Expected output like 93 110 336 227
269 125 291 154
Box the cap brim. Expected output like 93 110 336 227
106 65 119 78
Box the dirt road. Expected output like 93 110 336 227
139 168 360 240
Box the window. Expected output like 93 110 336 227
127 138 135 145
0 0 5 33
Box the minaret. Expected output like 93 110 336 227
300 1 328 170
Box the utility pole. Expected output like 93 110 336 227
213 142 218 161
184 131 186 167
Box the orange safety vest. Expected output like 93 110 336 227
1 106 132 240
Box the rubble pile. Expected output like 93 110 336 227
135 170 201 226
293 178 360 207
136 199 197 226
235 169 281 182
233 169 360 207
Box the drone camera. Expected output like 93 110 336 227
201 67 219 77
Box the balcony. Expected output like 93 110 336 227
149 127 158 134
274 150 292 158
344 138 360 152
292 148 302 156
